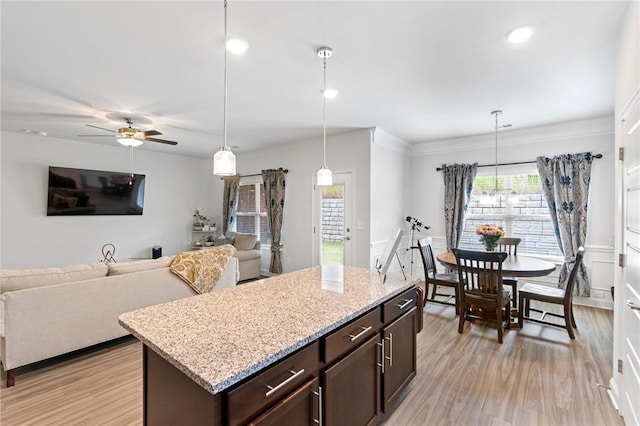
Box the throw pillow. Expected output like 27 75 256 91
233 233 258 250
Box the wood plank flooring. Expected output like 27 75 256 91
0 303 623 426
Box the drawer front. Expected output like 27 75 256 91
383 288 417 324
323 307 382 364
227 341 319 426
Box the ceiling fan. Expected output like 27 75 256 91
80 117 178 147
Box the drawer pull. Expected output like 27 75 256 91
265 368 305 397
377 341 385 374
396 299 413 310
348 325 373 342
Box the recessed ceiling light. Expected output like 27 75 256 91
226 38 248 54
323 89 339 99
506 25 533 44
21 129 48 136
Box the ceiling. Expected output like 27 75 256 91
1 1 629 158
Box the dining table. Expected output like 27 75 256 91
436 251 557 325
436 251 557 278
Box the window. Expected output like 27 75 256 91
460 173 562 257
235 181 270 245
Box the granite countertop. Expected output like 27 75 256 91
119 265 418 394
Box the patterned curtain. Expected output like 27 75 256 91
536 152 593 296
222 175 239 235
442 163 478 252
261 168 287 273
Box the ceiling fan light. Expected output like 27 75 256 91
317 166 333 186
323 89 339 99
117 137 143 147
213 146 236 176
226 38 248 54
506 25 533 44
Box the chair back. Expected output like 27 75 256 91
452 249 508 298
563 246 585 301
497 237 521 255
417 238 438 279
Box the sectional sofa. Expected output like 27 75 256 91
0 254 239 387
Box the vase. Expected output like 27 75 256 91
483 238 499 252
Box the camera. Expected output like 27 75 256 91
405 216 429 230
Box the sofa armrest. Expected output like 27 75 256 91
254 240 261 250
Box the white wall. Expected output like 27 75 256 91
212 129 372 273
408 116 616 306
1 132 214 268
370 128 413 271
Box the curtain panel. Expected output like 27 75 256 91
222 175 239 235
262 168 287 273
536 152 593 296
442 163 478 252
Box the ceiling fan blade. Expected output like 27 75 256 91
141 130 162 137
86 124 115 133
144 137 178 146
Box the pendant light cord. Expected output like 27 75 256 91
322 56 327 168
223 0 228 150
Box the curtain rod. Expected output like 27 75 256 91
436 154 602 172
219 169 289 179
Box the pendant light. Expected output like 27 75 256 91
213 0 236 176
316 46 333 186
480 110 502 205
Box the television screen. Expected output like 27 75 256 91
47 166 145 216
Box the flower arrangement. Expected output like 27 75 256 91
193 209 216 231
476 224 505 251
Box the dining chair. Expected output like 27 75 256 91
497 237 522 310
417 238 459 314
452 248 510 343
517 247 585 339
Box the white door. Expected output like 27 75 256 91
313 172 353 265
621 95 640 425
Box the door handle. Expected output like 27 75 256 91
344 236 351 241
627 300 640 311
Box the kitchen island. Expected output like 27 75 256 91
119 265 420 425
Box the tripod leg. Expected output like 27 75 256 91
395 252 407 280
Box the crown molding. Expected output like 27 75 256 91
370 127 411 154
410 116 614 157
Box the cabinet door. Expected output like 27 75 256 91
382 307 417 412
249 378 320 426
322 334 381 426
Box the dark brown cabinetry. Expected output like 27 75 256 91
322 334 382 425
142 287 417 426
249 378 320 426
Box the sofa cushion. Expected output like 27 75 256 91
0 262 109 294
234 249 262 261
107 256 173 276
233 233 258 250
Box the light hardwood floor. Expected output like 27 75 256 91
0 303 623 426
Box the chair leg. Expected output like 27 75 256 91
518 294 525 328
430 284 437 300
458 303 466 334
496 306 504 344
511 282 518 310
524 298 530 316
570 305 577 328
564 303 575 339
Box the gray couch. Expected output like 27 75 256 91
0 255 239 387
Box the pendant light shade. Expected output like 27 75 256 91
213 0 237 176
316 46 333 186
213 146 236 176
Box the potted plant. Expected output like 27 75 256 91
193 209 209 231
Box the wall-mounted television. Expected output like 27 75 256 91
47 166 145 216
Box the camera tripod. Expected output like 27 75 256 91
404 224 421 276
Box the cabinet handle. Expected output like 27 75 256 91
265 368 305 397
627 300 640 311
377 341 385 374
312 386 323 425
385 333 393 366
396 299 413 310
348 325 372 341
